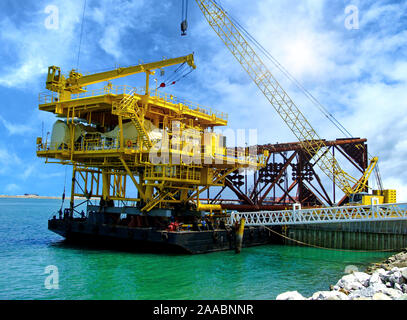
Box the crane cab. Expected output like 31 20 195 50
349 192 383 206
46 66 64 92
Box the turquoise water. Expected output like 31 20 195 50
0 198 391 300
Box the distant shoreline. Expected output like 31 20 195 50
0 195 62 199
0 195 94 200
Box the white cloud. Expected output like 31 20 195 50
0 115 33 135
0 0 405 201
0 1 83 89
5 183 20 193
185 0 407 200
89 0 147 62
20 164 37 181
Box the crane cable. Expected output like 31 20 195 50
213 0 383 190
164 62 187 84
214 0 352 139
159 62 195 88
181 0 189 35
76 0 87 70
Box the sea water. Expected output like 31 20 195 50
0 198 391 300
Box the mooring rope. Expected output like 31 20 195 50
264 226 403 253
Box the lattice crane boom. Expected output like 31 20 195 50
195 0 374 197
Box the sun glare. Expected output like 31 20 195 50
284 38 317 77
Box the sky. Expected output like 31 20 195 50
0 0 406 201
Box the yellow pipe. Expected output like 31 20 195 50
197 203 222 212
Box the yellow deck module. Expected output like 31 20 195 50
383 190 397 204
37 53 267 214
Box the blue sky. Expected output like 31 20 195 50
0 0 406 200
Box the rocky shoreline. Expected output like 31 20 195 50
277 249 407 300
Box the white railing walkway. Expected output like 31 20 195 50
228 202 407 227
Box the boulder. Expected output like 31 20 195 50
369 272 382 286
310 291 349 301
348 288 373 299
382 288 403 300
353 272 370 287
401 268 407 281
276 291 306 300
396 294 407 300
369 282 389 294
335 274 364 291
372 292 392 300
389 270 404 285
379 270 391 283
376 268 387 275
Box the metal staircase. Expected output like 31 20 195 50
113 90 153 149
141 189 179 212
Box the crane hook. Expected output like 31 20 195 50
181 20 188 36
181 0 189 36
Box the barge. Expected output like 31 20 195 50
49 206 278 254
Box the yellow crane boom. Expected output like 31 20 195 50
195 0 375 197
46 53 196 95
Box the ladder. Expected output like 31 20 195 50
113 90 153 149
141 189 179 212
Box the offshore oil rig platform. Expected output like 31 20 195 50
38 0 407 254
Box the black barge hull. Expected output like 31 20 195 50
48 218 279 254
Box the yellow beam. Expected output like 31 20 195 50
120 157 145 200
66 54 196 92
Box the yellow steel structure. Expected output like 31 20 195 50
195 0 382 200
37 53 266 213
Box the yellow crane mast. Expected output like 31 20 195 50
194 0 395 204
37 53 267 216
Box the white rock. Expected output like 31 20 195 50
396 294 407 300
382 288 403 300
335 274 364 291
353 272 370 287
369 282 389 293
311 291 349 301
376 268 387 275
395 283 402 291
349 287 376 299
373 292 392 300
401 268 407 281
276 291 306 300
389 271 404 285
369 273 382 286
380 272 391 283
